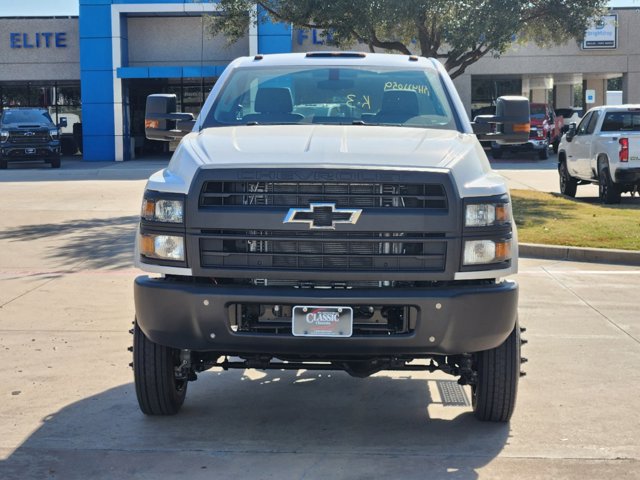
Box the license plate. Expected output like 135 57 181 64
25 148 36 154
292 306 353 337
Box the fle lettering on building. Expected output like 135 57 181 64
10 32 67 49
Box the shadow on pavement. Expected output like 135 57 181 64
0 216 139 270
0 370 510 479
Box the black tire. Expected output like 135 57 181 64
559 160 577 197
598 164 621 204
133 321 187 415
491 148 503 159
538 147 549 160
0 159 7 170
61 137 77 156
49 158 61 169
472 321 520 422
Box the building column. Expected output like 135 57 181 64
622 72 640 104
257 7 292 54
584 77 607 108
555 84 574 108
79 0 116 161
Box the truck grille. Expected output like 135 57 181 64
188 169 459 280
200 230 447 272
8 131 51 144
200 181 447 210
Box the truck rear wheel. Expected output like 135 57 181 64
472 321 520 422
598 164 621 204
133 321 187 415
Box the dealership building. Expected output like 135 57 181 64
1 0 639 162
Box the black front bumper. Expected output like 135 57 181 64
1 144 60 160
494 140 547 152
134 276 518 356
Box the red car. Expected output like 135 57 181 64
530 103 563 153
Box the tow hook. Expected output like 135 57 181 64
175 349 197 381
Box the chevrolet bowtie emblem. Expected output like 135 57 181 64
284 203 362 230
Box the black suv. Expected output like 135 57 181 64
0 108 62 169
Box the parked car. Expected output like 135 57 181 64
530 103 563 153
0 108 62 169
558 105 640 203
555 107 584 131
491 125 549 160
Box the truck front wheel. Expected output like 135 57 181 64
133 321 187 415
559 159 577 197
472 321 520 422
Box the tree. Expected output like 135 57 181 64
207 0 609 79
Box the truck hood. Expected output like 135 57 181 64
189 125 469 168
150 125 505 197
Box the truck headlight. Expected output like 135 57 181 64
463 239 511 265
139 234 185 261
465 202 510 227
0 130 8 143
141 198 184 223
49 129 59 140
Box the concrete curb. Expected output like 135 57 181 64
520 243 640 267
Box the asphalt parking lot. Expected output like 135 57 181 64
0 156 639 479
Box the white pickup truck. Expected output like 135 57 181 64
134 52 530 421
558 105 640 203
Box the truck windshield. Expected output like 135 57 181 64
530 104 547 120
1 109 52 125
601 111 640 132
202 66 457 130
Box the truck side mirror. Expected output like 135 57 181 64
565 123 577 142
145 94 195 141
57 117 68 128
472 95 530 145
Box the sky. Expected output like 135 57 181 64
0 0 638 17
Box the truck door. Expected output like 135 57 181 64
572 111 600 178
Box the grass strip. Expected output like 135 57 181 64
511 189 640 251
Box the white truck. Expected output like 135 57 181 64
558 105 640 203
133 52 529 421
